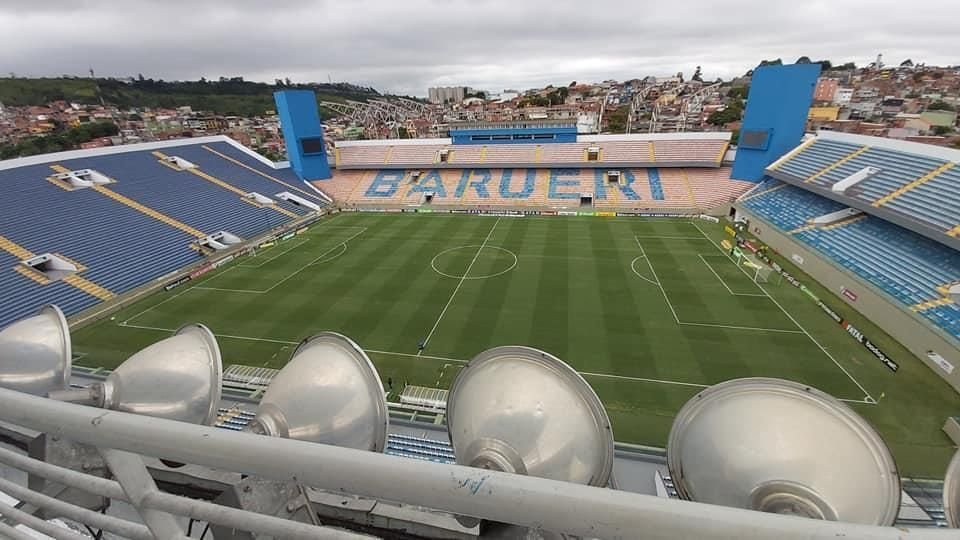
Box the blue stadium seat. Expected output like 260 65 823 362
776 139 863 180
773 137 958 234
921 304 960 338
740 179 845 230
743 181 960 339
0 141 318 327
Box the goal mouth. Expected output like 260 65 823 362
21 254 79 281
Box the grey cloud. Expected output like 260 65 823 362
0 0 957 96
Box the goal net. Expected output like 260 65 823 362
732 249 776 284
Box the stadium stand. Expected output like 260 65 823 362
214 406 456 464
741 181 846 230
321 166 751 211
739 179 960 340
385 433 456 464
767 132 960 240
334 134 730 169
0 137 324 328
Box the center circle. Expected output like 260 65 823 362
431 245 518 280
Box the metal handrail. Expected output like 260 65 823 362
0 387 955 539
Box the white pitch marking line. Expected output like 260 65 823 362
580 371 709 389
436 363 451 387
634 237 681 324
196 228 366 294
113 324 873 404
366 349 468 364
678 321 803 334
129 215 360 317
633 235 711 240
629 256 659 286
418 217 502 356
122 276 208 324
307 242 347 266
241 239 310 268
691 222 874 402
636 237 802 333
431 245 517 280
698 254 767 297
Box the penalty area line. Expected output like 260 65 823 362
691 221 875 403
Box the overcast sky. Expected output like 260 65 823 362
1 0 957 97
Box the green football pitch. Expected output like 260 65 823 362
72 213 960 477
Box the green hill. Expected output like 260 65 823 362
0 76 387 117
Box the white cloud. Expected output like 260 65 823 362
0 0 956 96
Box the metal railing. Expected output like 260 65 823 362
0 387 955 539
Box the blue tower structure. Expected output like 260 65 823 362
274 90 332 180
731 64 821 182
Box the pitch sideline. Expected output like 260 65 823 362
691 221 875 402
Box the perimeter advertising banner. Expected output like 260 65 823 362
761 252 898 372
164 276 190 291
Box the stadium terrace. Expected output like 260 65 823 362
0 66 959 538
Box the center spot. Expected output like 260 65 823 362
431 245 518 280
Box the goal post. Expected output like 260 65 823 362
731 247 778 285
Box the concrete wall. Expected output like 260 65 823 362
735 205 960 393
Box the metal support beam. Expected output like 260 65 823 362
0 445 369 540
100 449 187 540
0 476 152 540
0 520 42 540
0 388 955 540
0 501 91 540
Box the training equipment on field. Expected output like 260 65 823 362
945 450 960 527
0 305 71 395
447 346 614 486
667 378 900 526
247 332 389 452
49 324 222 425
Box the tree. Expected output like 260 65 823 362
605 107 629 133
932 125 952 135
816 60 832 71
928 101 955 111
796 56 812 64
837 62 857 70
691 66 703 82
730 128 740 144
900 59 914 67
707 106 742 126
757 58 783 68
932 72 944 79
727 86 749 101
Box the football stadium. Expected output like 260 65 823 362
1 64 960 538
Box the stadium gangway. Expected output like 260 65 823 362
0 386 954 540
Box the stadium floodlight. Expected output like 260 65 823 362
48 324 222 425
0 305 71 396
447 346 614 485
945 450 960 528
246 332 388 451
667 378 900 526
